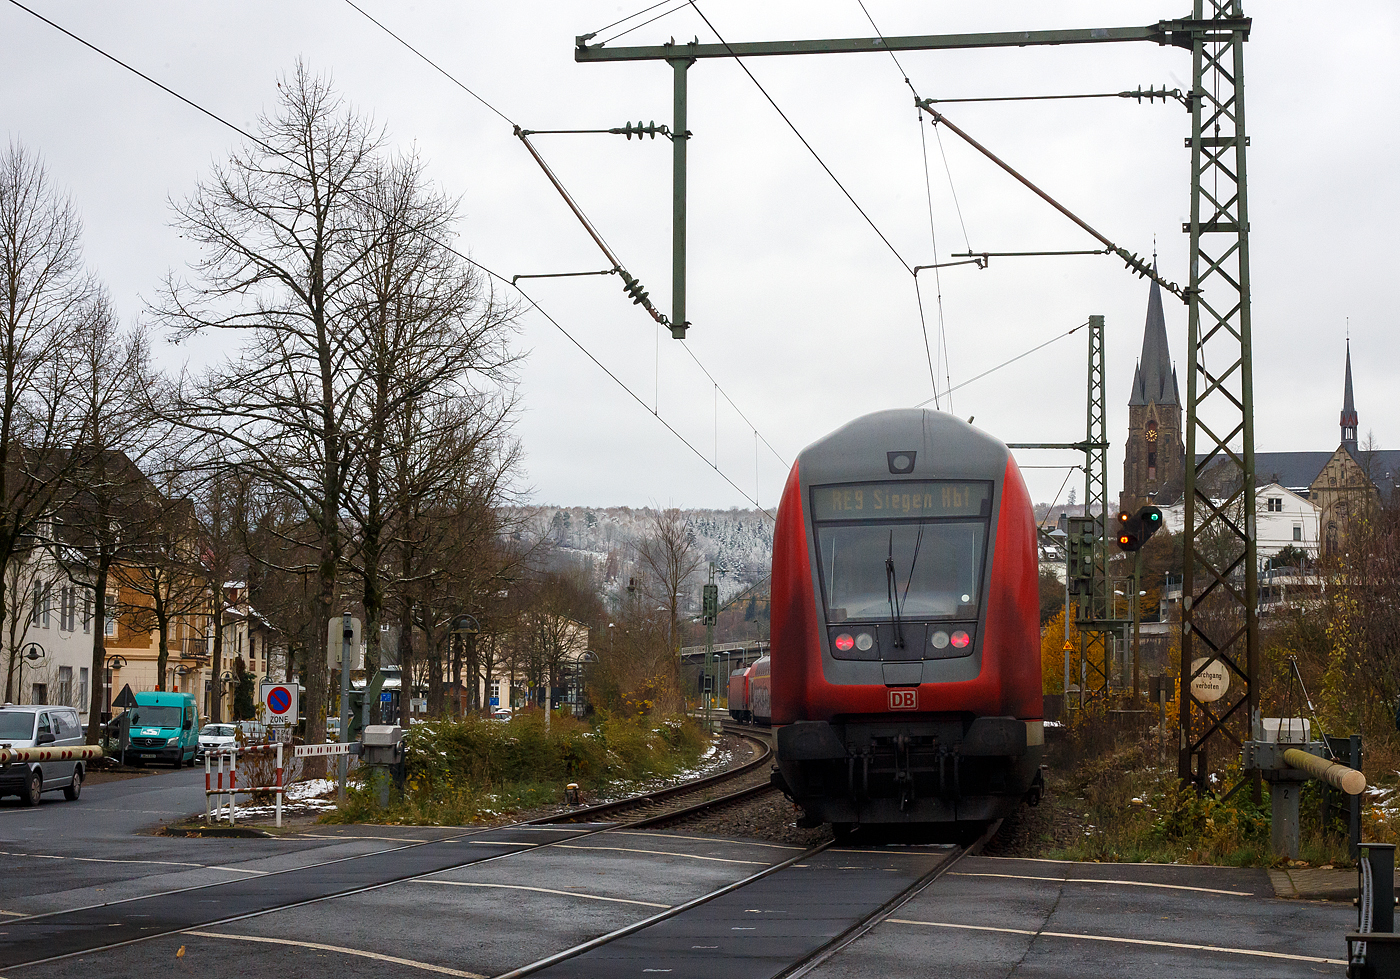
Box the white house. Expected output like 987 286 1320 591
1160 481 1319 565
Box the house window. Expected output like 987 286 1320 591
104 593 117 637
78 667 88 708
82 589 91 633
1293 525 1303 542
60 585 76 631
1267 497 1282 512
57 666 72 705
30 581 41 626
41 585 50 628
31 683 47 705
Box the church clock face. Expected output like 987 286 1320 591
1146 420 1159 442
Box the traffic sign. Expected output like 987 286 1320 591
260 681 299 727
113 684 138 710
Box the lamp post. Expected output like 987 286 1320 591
575 650 599 717
174 664 190 696
104 653 126 719
450 614 480 719
16 643 45 704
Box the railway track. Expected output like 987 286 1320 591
496 819 1000 979
532 725 776 828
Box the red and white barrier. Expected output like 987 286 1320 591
205 740 359 827
0 745 104 765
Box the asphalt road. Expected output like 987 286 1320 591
0 769 1364 978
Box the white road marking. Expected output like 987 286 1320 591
615 830 804 851
183 931 487 977
886 919 1347 965
0 909 27 916
417 880 671 908
552 844 767 866
949 871 1254 896
0 850 267 873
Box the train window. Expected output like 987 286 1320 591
815 519 986 622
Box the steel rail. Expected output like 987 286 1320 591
1 732 772 968
490 838 838 979
529 731 772 825
777 820 1000 979
626 780 776 828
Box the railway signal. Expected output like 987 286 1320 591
1064 515 1097 596
1115 505 1163 552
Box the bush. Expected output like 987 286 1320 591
329 709 709 825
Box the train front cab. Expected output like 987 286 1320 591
770 410 1044 829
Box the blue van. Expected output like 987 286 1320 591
126 691 200 767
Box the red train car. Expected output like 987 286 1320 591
770 409 1043 831
727 666 751 722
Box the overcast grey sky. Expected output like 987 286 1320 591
3 1 1395 511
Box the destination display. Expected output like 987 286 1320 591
811 480 991 520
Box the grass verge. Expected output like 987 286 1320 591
326 709 709 825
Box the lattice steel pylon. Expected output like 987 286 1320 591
1179 1 1256 789
1078 314 1112 700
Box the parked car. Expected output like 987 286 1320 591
125 691 200 768
0 704 86 805
490 708 513 721
197 723 238 760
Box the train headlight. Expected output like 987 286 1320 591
951 630 971 648
834 633 855 652
930 630 950 649
855 632 874 651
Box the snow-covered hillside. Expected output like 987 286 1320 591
510 506 773 602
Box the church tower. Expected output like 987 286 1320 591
1120 274 1185 510
1340 339 1358 454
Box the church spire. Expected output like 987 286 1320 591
1128 274 1178 407
1341 339 1358 452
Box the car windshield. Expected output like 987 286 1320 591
816 521 987 621
0 711 35 740
129 706 183 728
201 725 236 737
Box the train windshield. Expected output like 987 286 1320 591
812 481 992 623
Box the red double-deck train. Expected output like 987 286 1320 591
768 408 1043 833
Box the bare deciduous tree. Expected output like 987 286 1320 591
0 141 92 703
159 64 387 743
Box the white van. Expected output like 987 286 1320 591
0 704 86 805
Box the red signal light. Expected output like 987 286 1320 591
834 633 854 652
951 630 970 648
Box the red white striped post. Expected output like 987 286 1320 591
275 740 284 828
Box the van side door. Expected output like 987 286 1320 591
36 712 71 787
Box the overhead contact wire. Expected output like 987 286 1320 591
345 0 788 463
857 0 954 404
688 1 913 276
7 0 779 520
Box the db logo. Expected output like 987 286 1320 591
888 689 917 711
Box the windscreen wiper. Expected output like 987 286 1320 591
886 530 906 648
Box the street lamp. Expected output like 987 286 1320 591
16 642 44 704
451 614 480 717
575 650 599 717
104 654 126 719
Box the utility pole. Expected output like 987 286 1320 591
1179 1 1257 792
702 564 719 727
578 7 1257 788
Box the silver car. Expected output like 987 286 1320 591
197 723 238 760
0 704 86 805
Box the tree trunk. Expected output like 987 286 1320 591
156 612 169 693
210 602 225 723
